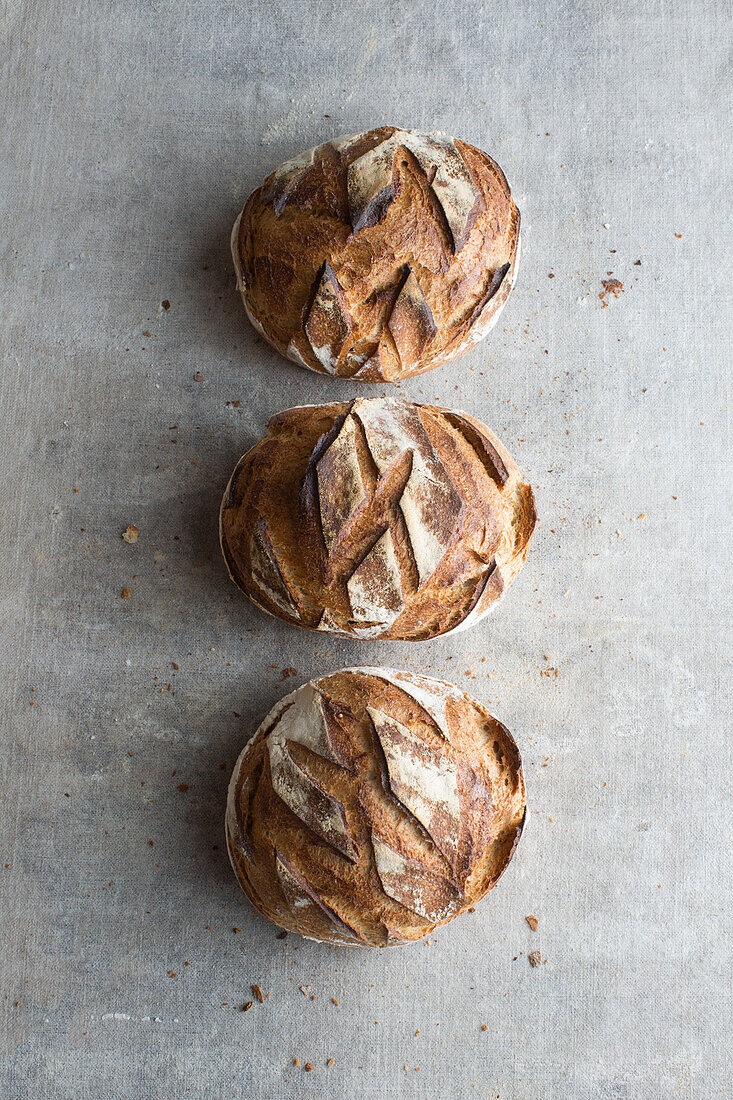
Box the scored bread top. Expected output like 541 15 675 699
226 667 526 946
232 127 520 381
220 397 536 640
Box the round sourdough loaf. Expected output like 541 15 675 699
220 397 535 640
232 127 520 381
226 668 526 946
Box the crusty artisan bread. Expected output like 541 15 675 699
226 667 525 946
220 397 535 640
232 127 520 381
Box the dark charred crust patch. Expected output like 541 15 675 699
223 477 237 512
468 262 512 326
351 183 395 233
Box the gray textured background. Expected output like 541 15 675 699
1 1 731 1097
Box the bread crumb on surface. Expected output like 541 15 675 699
251 983 264 1003
326 1057 334 1067
304 1062 314 1072
121 588 131 599
525 915 539 931
122 525 139 544
599 277 624 306
528 950 542 968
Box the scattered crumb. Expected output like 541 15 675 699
281 666 297 680
162 299 171 310
331 997 339 1006
525 915 539 932
276 930 288 939
599 277 624 307
481 1024 488 1031
233 927 241 934
226 400 241 408
176 783 189 793
674 233 682 238
172 662 179 670
293 1058 300 1067
528 950 542 968
242 1001 253 1012
326 1057 335 1067
193 371 205 382
305 1063 314 1072
299 985 311 996
634 259 642 265
121 588 131 599
252 983 264 1003
122 525 139 544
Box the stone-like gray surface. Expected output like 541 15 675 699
1 1 730 1097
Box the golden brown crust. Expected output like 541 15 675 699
226 668 526 946
220 397 535 641
233 128 520 381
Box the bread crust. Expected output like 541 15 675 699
226 667 526 946
220 397 535 641
232 127 520 381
